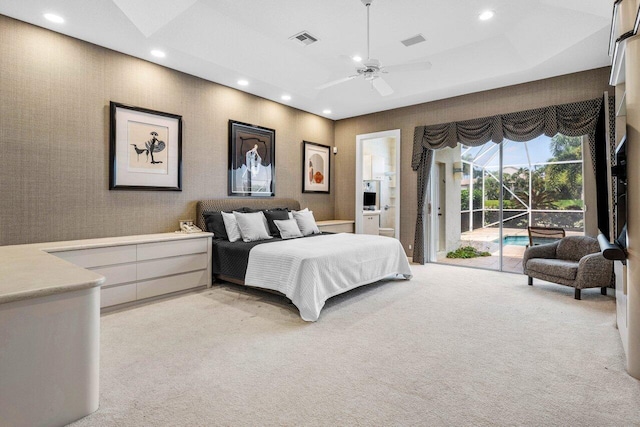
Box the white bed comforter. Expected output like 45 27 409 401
244 233 412 321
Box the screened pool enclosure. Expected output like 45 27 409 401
434 133 585 273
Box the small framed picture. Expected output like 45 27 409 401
228 120 275 197
302 141 330 194
109 102 182 191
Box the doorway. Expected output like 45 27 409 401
355 129 401 239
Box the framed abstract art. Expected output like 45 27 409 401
228 120 275 197
109 102 182 191
302 141 330 194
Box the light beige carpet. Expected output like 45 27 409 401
70 264 640 426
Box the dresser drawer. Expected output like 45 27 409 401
136 270 208 300
137 238 208 261
53 245 137 268
100 283 137 308
137 253 208 281
90 263 136 288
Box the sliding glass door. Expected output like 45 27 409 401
431 134 585 273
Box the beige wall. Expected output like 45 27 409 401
334 67 613 255
0 15 334 245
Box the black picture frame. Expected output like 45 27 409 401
109 102 182 191
228 120 276 197
302 141 330 194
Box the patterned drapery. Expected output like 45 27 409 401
411 97 605 264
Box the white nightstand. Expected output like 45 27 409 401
316 220 355 233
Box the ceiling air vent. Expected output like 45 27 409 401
401 34 426 47
289 31 319 46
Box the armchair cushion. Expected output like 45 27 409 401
556 236 600 262
522 241 559 271
526 258 578 281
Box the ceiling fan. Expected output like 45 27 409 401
316 0 432 96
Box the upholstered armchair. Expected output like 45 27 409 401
522 235 613 300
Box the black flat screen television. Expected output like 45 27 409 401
594 96 627 261
594 98 613 240
363 191 376 208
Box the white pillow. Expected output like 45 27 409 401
274 219 303 240
288 207 308 220
292 210 320 236
221 211 242 242
233 211 273 242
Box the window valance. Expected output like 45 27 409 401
412 98 603 170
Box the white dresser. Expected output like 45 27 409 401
316 220 355 233
50 232 212 309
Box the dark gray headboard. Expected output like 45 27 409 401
196 198 300 230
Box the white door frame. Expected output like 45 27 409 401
355 129 401 238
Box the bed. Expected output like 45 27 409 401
196 198 412 321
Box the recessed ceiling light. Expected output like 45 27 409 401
352 55 362 62
479 10 495 21
150 50 166 58
237 80 249 86
44 13 64 24
322 109 332 115
281 95 291 101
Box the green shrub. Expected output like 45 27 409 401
446 246 492 259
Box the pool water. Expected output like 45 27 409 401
495 236 559 246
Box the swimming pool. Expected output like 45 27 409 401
495 236 559 246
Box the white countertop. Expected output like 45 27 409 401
363 210 381 215
0 232 213 305
316 219 355 225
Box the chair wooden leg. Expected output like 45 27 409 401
574 288 581 300
528 277 533 286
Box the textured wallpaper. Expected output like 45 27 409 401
0 15 335 245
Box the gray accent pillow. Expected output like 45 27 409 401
221 211 243 242
233 211 273 242
293 210 320 236
274 219 303 240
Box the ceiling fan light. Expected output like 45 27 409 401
352 55 362 62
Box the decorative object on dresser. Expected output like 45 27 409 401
109 102 182 191
50 233 212 309
196 198 411 321
228 120 275 197
302 140 330 193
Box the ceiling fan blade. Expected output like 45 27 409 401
316 75 358 90
382 61 432 73
372 76 394 96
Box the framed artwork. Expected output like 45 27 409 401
228 120 275 197
109 102 182 191
302 141 330 194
